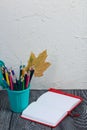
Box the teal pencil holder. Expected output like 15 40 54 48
7 86 30 113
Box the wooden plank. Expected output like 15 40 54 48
0 90 10 110
0 110 12 130
0 90 12 130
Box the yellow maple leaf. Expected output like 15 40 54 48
25 52 36 71
25 50 51 77
35 50 47 68
34 62 51 77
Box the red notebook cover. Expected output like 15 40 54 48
21 88 83 128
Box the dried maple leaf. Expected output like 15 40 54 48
25 52 36 71
25 50 51 77
34 62 51 77
34 50 47 68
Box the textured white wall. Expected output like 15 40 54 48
0 0 87 89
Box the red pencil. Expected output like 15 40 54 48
25 71 30 88
9 73 14 90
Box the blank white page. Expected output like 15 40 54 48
37 91 81 111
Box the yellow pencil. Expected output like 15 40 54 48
5 69 10 85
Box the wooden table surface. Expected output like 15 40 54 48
0 89 87 130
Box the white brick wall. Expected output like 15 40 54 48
0 0 87 89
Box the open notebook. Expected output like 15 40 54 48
21 88 82 128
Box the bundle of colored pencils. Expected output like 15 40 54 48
1 65 34 91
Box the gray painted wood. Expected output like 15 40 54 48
0 110 12 130
0 90 12 130
0 90 87 130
